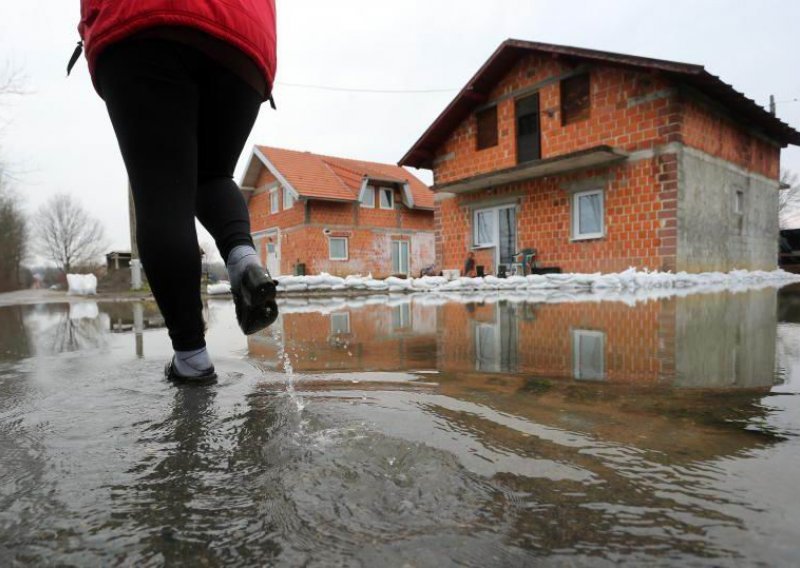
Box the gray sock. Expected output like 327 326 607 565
173 347 214 377
227 245 261 293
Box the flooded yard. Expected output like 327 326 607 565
2 287 800 566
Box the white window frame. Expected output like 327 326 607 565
329 237 349 261
473 208 496 248
269 189 279 214
472 205 516 246
361 185 376 208
379 187 395 210
392 240 410 275
571 189 604 241
330 312 351 335
572 329 605 381
283 188 295 210
392 303 412 330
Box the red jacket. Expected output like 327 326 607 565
78 0 276 91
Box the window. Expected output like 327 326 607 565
474 305 518 372
330 312 351 335
476 105 498 150
472 205 518 273
734 189 744 214
572 189 604 240
474 209 495 247
379 187 394 210
391 240 410 274
329 237 348 260
572 330 605 380
283 188 295 210
269 189 279 214
561 73 590 125
361 185 376 208
392 303 411 330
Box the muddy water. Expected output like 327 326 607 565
1 288 800 566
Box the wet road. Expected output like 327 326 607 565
1 289 800 566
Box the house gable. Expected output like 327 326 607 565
400 40 799 187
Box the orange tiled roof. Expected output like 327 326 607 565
257 146 433 209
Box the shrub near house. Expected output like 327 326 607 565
400 40 800 275
240 147 435 278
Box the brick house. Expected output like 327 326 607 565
399 40 800 274
239 146 435 277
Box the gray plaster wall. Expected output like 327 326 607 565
673 289 777 389
677 146 779 272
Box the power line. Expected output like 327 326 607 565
275 81 457 94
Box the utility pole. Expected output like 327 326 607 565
128 180 143 290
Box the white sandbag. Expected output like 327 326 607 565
207 281 232 295
67 273 97 296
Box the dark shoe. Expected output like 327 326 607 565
233 264 278 335
165 357 217 383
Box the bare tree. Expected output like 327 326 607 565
779 169 800 229
34 194 108 273
0 170 27 291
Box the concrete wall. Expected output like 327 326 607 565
677 146 779 272
674 289 777 388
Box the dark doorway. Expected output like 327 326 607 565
516 93 541 164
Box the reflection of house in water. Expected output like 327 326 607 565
439 290 778 388
249 301 438 372
252 289 778 389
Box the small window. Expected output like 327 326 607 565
476 105 498 150
270 189 279 214
330 312 351 335
379 187 394 210
329 237 348 260
283 188 295 210
361 185 376 208
561 73 590 125
573 330 605 380
734 189 744 215
474 209 495 247
572 189 604 240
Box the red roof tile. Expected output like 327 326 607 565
258 146 433 209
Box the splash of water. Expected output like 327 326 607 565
271 326 306 412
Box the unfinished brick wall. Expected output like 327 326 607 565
437 158 678 274
433 54 681 186
681 99 780 179
280 225 434 278
249 170 305 234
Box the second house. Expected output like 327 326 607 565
240 146 435 278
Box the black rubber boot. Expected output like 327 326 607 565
164 357 218 383
233 264 278 335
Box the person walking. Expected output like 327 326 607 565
72 1 279 381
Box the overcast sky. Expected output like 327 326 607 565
1 0 799 253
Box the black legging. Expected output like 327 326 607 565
97 38 261 351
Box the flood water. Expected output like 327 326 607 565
2 287 800 566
